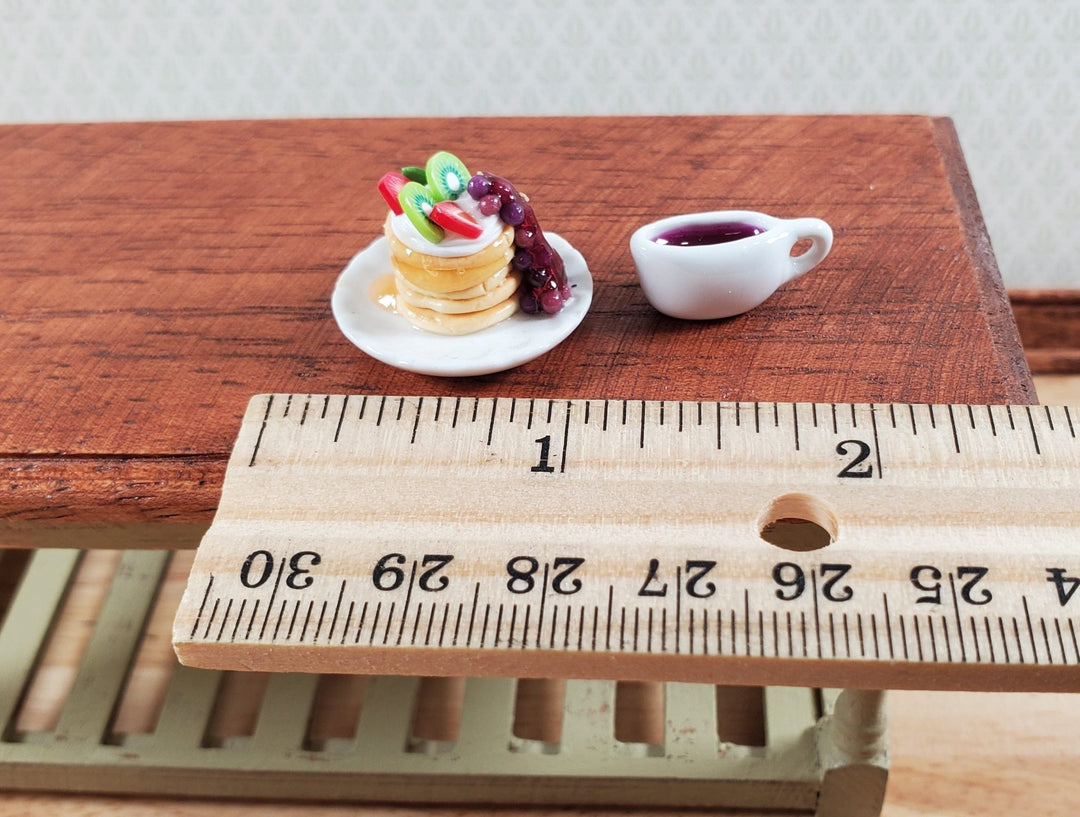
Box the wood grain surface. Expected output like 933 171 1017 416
0 116 1033 548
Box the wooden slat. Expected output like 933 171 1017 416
0 550 82 736
249 674 321 752
1011 289 1080 373
53 550 170 743
145 664 222 748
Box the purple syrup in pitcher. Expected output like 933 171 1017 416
653 221 767 247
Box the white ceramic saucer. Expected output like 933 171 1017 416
331 232 592 377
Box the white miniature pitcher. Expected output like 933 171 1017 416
630 210 833 320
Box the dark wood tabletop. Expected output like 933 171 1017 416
0 115 1033 549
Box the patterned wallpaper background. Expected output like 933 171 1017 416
1 0 1076 288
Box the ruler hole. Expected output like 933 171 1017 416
758 493 837 552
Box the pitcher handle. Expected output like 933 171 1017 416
785 218 834 282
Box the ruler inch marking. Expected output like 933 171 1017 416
605 585 614 652
486 397 497 445
380 601 396 645
245 599 260 641
1054 617 1067 664
438 602 450 647
367 601 382 646
410 601 423 646
190 574 215 639
230 599 247 643
984 616 996 663
248 394 275 466
1012 617 1025 664
423 602 437 647
1022 596 1040 664
744 589 751 657
1026 406 1043 455
560 401 572 472
395 560 418 646
497 603 508 648
883 594 896 660
352 601 368 645
674 565 682 655
327 580 346 644
948 572 969 663
536 562 550 649
452 602 463 647
410 397 424 444
333 395 349 442
203 598 221 641
811 570 823 658
947 404 961 453
340 601 354 646
257 558 287 641
480 602 492 648
870 403 884 478
312 600 328 643
216 598 233 643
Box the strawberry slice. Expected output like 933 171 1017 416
377 171 409 215
428 200 483 239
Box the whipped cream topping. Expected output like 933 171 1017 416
390 194 505 257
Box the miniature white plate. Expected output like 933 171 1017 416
331 233 592 377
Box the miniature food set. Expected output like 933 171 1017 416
330 151 593 377
377 151 573 335
332 152 834 374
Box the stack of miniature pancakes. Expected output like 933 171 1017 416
384 214 521 335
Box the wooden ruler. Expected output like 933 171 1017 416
173 394 1080 692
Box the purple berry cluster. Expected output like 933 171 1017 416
466 172 571 315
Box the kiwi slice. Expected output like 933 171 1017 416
398 181 444 243
426 151 470 201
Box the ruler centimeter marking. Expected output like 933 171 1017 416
173 394 1080 691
